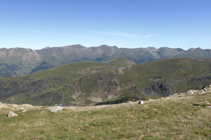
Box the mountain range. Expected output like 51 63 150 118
0 44 211 77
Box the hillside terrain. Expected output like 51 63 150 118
0 89 211 139
0 58 135 106
0 45 211 76
0 57 211 106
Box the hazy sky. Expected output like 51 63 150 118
0 0 211 50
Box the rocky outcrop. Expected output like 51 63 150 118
169 84 211 98
142 82 174 97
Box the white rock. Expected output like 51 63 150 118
187 90 194 95
0 102 7 109
47 106 63 112
8 111 18 117
143 105 148 108
22 110 27 112
138 100 144 105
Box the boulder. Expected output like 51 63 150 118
8 111 18 117
138 100 144 105
47 106 63 112
187 90 194 95
187 90 198 95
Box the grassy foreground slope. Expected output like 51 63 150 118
0 92 211 139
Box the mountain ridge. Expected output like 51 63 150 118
0 44 211 77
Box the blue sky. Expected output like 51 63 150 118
0 0 211 50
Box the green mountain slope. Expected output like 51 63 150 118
0 62 20 76
0 58 211 106
0 58 135 105
30 54 63 74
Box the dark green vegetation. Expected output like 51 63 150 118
0 93 211 139
0 57 211 106
1 45 211 76
94 97 140 105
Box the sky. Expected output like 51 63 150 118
0 0 211 50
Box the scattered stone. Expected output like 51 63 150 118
194 103 200 106
187 90 195 95
22 110 27 112
138 100 144 105
55 104 63 106
171 85 211 99
127 101 133 104
8 111 18 117
204 101 210 104
149 98 152 101
47 106 64 112
193 101 210 107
